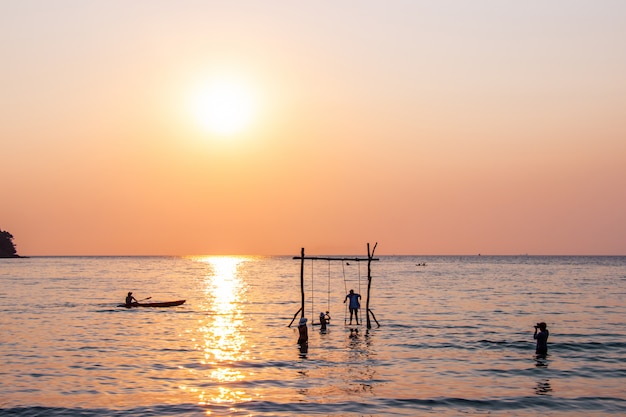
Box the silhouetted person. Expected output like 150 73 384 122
344 289 361 325
534 322 549 356
125 292 138 307
299 343 308 357
319 312 328 331
297 317 308 346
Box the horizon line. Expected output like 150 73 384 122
5 253 626 258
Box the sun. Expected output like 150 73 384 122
191 79 256 136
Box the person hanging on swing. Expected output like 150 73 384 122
344 289 361 325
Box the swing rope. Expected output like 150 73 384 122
308 259 334 325
342 261 363 325
327 260 331 313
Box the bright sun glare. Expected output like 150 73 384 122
191 79 256 136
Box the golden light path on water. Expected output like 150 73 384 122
181 256 251 409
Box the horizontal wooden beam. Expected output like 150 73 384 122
292 256 379 262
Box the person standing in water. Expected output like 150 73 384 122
297 317 308 346
534 322 549 356
319 312 328 331
344 289 361 325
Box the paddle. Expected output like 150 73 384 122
138 296 152 302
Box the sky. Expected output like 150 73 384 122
1 1 625 256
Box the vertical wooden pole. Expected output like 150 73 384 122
365 242 378 329
300 247 305 318
366 243 372 329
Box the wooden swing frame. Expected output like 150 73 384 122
288 242 380 329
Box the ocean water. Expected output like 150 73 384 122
0 255 625 416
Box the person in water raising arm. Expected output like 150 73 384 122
533 322 549 356
319 312 328 331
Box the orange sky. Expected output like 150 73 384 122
2 2 625 256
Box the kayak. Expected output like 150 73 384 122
118 300 186 308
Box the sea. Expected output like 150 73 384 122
1 255 625 416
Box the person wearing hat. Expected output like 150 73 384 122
533 322 549 356
125 291 138 307
297 317 308 346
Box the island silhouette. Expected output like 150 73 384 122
0 229 21 258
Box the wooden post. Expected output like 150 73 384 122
300 247 305 319
365 242 378 329
287 307 303 327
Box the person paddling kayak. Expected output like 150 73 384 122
125 292 138 307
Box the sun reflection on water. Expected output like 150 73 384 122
186 256 251 406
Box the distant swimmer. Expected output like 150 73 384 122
125 292 138 307
344 289 361 325
533 322 549 356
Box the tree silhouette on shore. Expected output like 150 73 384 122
0 229 19 257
